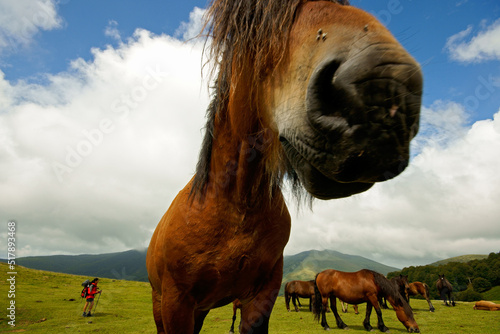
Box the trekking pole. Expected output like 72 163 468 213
93 290 102 315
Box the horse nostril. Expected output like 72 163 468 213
306 58 350 134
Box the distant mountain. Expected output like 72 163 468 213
282 249 399 283
428 254 488 266
12 249 149 282
3 249 398 290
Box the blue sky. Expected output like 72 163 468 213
2 0 499 121
1 0 500 268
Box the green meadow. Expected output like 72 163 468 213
1 263 499 333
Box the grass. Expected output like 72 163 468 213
1 263 499 333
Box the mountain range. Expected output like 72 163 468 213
4 249 399 288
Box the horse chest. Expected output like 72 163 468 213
162 200 290 298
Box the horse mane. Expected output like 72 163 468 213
372 271 413 315
190 0 349 201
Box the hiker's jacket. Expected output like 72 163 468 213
86 283 99 299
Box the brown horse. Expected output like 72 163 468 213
285 280 315 312
313 269 419 333
407 281 435 312
146 0 422 332
436 274 456 306
473 300 500 311
229 299 243 334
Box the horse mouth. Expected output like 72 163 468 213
280 54 422 199
280 136 375 199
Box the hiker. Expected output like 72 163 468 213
82 278 101 317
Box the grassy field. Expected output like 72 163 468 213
1 263 499 333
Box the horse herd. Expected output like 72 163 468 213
228 271 500 333
282 271 449 333
284 271 451 333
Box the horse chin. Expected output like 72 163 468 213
280 137 374 199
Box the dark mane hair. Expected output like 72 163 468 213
372 271 414 318
190 0 349 200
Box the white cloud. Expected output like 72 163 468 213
104 20 122 43
0 29 209 257
446 19 500 62
174 7 206 41
409 101 470 157
0 0 62 53
285 106 500 268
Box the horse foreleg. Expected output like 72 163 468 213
151 288 166 334
341 301 347 313
285 292 291 312
427 298 435 312
367 295 389 332
292 295 299 312
441 290 449 306
239 259 282 334
229 311 237 334
160 290 196 334
363 302 373 331
193 310 209 334
330 297 348 330
320 296 331 330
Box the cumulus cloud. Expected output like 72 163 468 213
0 29 209 257
446 19 500 62
0 0 62 53
285 106 500 268
174 7 207 41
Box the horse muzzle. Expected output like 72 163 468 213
281 44 422 199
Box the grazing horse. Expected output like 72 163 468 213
285 280 315 312
436 274 456 306
146 0 423 332
313 269 419 333
229 299 243 334
473 300 500 311
407 281 435 312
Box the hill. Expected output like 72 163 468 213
3 249 398 287
429 254 488 266
12 249 149 282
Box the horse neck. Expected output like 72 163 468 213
208 103 278 208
